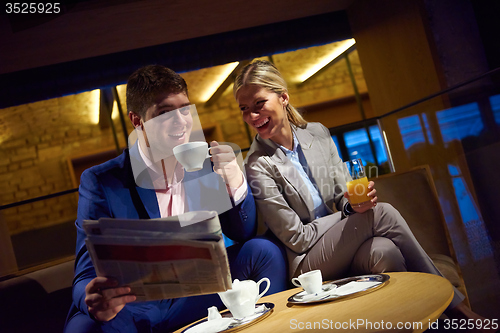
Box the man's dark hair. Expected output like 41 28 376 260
126 65 188 118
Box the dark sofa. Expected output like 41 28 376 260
0 259 74 333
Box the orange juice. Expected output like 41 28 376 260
346 176 370 205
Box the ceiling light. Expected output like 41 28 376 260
298 39 356 82
201 62 239 102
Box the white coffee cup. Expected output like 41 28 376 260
173 141 211 172
292 270 323 294
218 278 270 319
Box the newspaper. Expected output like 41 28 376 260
83 211 232 302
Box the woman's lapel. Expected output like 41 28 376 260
257 135 315 215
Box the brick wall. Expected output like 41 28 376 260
0 51 368 235
0 88 131 234
288 51 368 108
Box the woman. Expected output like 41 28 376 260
234 60 487 325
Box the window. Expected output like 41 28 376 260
490 94 500 124
447 165 492 260
369 125 388 164
398 115 426 150
421 114 434 144
342 126 388 166
436 103 483 145
344 128 376 165
330 122 390 177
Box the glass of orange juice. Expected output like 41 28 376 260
344 159 370 206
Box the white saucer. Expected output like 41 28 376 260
288 274 390 304
182 303 275 333
184 318 234 333
291 282 338 302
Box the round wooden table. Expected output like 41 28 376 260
175 272 454 333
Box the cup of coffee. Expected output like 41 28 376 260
291 270 323 294
173 141 211 172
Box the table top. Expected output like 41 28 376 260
175 272 454 333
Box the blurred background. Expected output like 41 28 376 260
1 0 499 320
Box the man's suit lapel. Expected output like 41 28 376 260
182 158 222 212
135 186 161 219
127 144 161 219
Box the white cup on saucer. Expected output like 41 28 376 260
292 270 323 294
173 141 211 172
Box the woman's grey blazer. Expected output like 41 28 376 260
244 122 351 276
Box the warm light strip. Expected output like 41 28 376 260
299 39 356 82
91 89 101 124
111 100 119 119
201 62 239 102
382 130 396 172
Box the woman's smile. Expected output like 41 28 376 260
254 117 270 130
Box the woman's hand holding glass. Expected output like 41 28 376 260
344 180 377 214
85 276 136 322
343 159 377 214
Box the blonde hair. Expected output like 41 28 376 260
233 60 307 128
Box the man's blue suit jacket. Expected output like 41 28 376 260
69 144 257 319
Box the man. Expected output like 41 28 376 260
64 65 286 333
